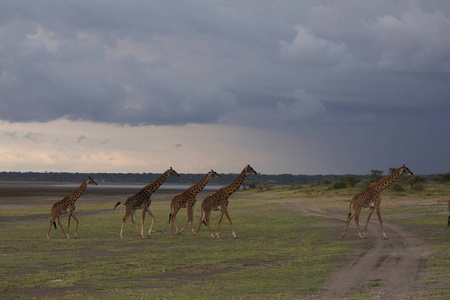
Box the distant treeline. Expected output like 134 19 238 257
0 171 362 186
0 171 446 188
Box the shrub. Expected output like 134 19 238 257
313 177 334 186
407 175 428 186
437 172 450 183
332 182 347 189
390 183 405 192
340 175 360 188
356 179 371 191
257 181 273 191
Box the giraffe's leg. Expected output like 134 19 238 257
362 208 374 239
120 214 128 238
171 206 180 234
204 210 214 238
196 209 206 236
146 207 155 236
47 216 56 239
354 211 364 239
141 208 146 237
180 205 193 234
66 212 72 239
72 215 80 239
120 207 133 238
189 206 196 234
223 210 236 238
216 212 224 238
342 210 356 238
130 210 143 238
375 207 387 239
57 216 68 238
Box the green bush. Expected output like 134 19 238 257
356 179 371 191
390 183 405 192
407 175 428 186
332 182 347 189
437 172 450 183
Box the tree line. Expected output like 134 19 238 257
0 171 337 186
0 170 447 190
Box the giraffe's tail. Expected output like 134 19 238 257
347 201 353 218
114 202 121 211
169 213 172 224
53 221 57 229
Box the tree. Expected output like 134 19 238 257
407 175 428 187
243 180 257 189
368 170 384 182
341 175 360 188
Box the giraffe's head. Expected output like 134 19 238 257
168 167 180 177
245 164 257 176
208 169 221 178
400 164 414 176
87 176 98 185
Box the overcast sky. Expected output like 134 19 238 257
1 0 449 175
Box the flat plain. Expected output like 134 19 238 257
0 182 449 299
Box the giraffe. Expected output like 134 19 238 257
342 164 414 239
196 164 257 238
47 176 98 239
114 167 180 238
169 170 221 234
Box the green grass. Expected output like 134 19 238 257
0 193 353 299
2 183 449 299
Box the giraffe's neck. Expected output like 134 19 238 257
142 171 169 195
372 168 402 192
188 173 212 196
67 179 89 202
222 169 247 195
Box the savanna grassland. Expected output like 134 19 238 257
0 182 449 299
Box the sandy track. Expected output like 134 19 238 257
276 201 430 300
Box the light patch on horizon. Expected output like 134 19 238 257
0 120 324 175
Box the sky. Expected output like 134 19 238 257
1 0 450 175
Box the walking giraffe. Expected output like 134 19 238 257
342 164 414 239
196 165 257 238
114 167 180 238
47 176 98 239
169 170 221 234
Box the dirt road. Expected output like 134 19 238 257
277 201 430 300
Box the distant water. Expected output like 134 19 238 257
51 184 223 190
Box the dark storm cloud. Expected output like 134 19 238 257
1 0 449 127
1 1 450 174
